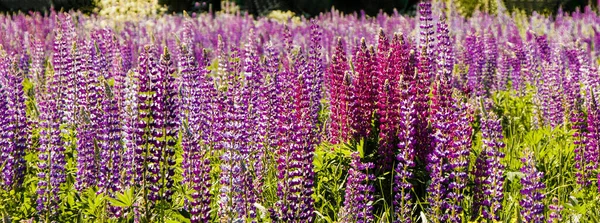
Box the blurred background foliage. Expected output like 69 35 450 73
0 0 597 17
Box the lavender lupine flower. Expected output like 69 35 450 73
393 96 416 223
97 78 123 196
473 112 506 221
547 197 563 223
0 53 28 190
338 152 375 223
520 150 546 223
572 104 588 187
327 37 351 144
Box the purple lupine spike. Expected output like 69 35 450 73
179 35 212 222
585 103 600 189
273 49 317 223
443 103 472 223
520 150 546 223
393 96 416 223
484 31 498 92
572 103 588 187
349 38 376 140
121 70 138 188
496 52 510 91
307 19 325 130
377 33 409 171
75 40 101 191
37 54 67 221
0 53 28 190
134 45 162 207
473 112 506 221
547 197 563 223
338 152 375 223
158 46 179 203
538 61 564 128
415 2 434 162
327 37 350 144
435 16 453 84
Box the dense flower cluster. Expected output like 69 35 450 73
2 1 600 222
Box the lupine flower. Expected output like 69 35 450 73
338 152 375 223
473 112 506 221
0 53 28 190
348 38 377 140
585 103 600 188
393 96 416 223
520 150 546 223
74 40 102 191
547 197 563 223
179 28 213 222
327 37 351 144
415 1 434 162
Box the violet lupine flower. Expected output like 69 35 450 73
415 1 434 163
74 40 102 191
37 53 67 221
473 112 506 221
327 37 351 144
572 105 588 187
538 61 564 128
585 105 600 189
547 197 563 223
0 54 28 190
338 152 375 223
307 20 325 133
443 104 472 223
393 96 416 223
179 37 212 222
158 46 179 203
134 45 163 205
520 150 546 223
349 38 377 140
273 49 316 223
484 31 498 92
121 70 139 188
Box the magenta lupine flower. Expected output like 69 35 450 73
349 38 377 140
520 150 546 223
377 33 409 171
393 96 416 223
473 112 506 221
327 37 351 144
338 152 375 223
0 53 28 190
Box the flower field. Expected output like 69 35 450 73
2 1 600 222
